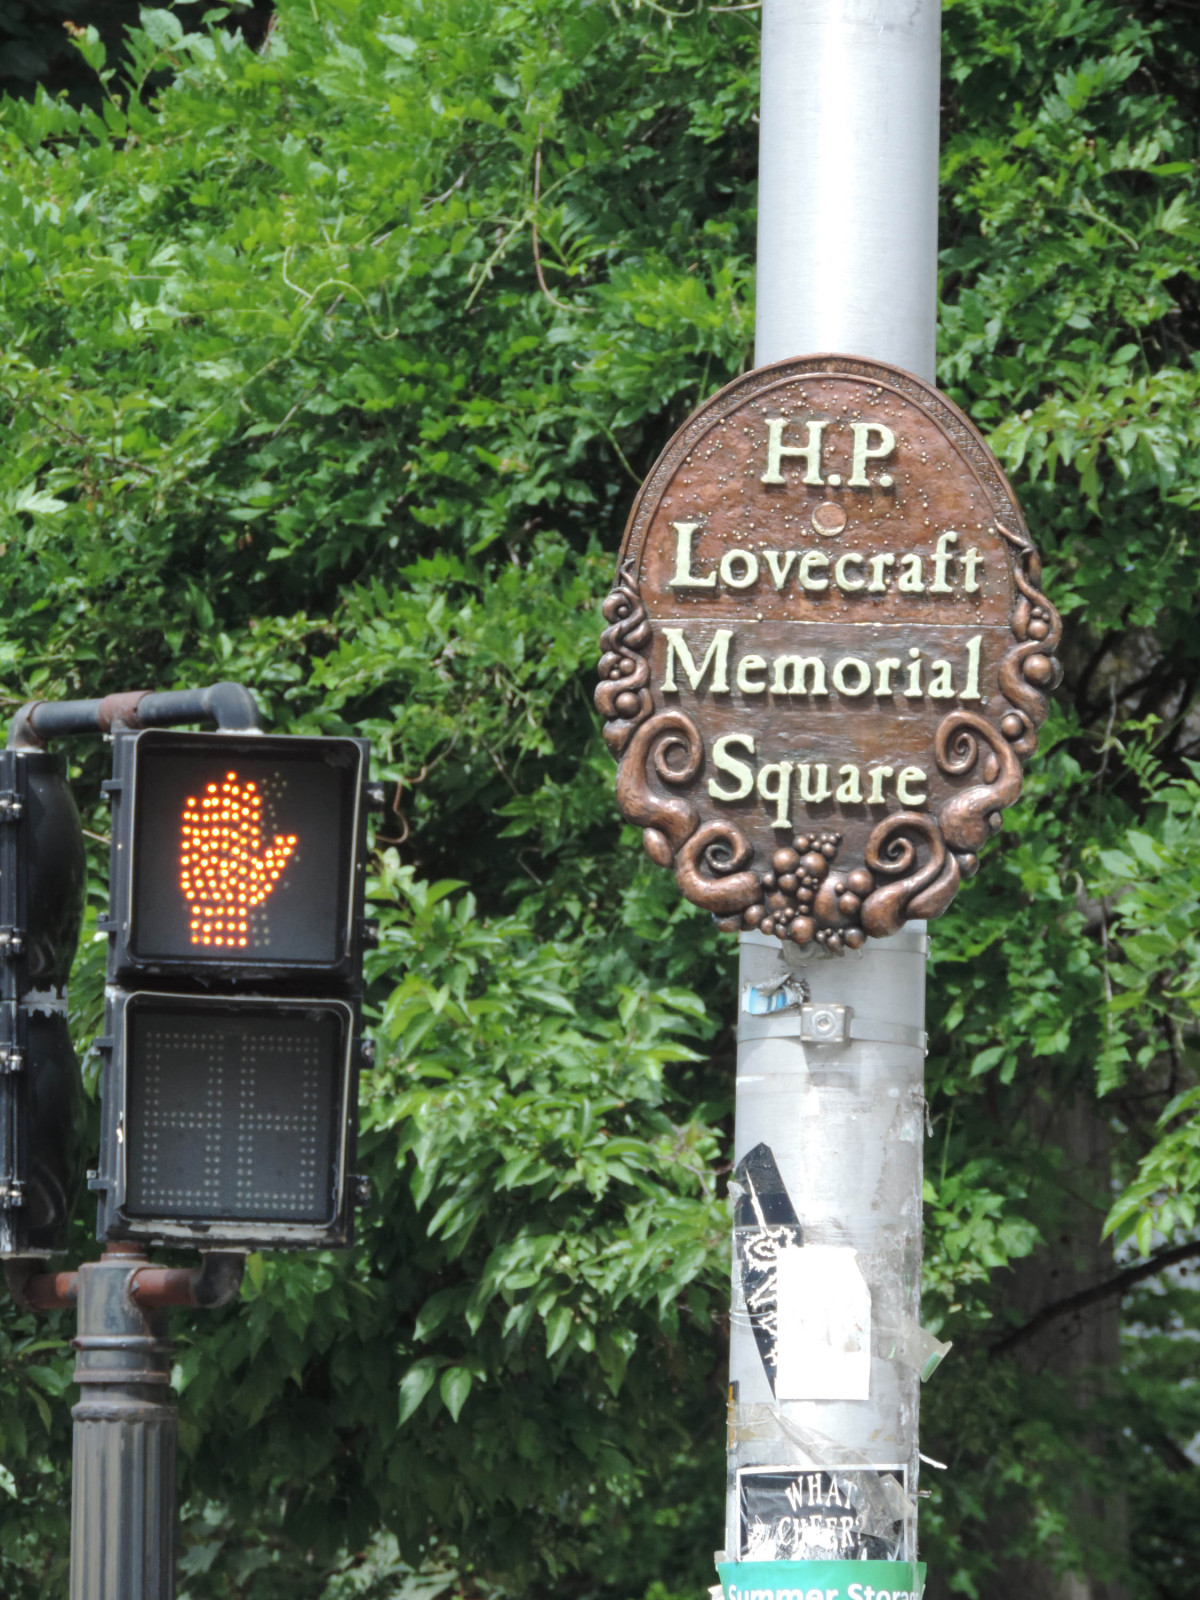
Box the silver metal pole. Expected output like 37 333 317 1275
753 0 942 380
725 0 942 1568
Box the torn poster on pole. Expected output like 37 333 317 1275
734 1143 872 1402
737 1467 907 1563
774 1245 871 1402
733 1142 802 1392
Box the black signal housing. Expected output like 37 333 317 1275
93 729 373 1251
0 749 86 1257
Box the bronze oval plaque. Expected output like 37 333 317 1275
597 355 1061 950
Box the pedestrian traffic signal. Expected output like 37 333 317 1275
0 748 86 1257
93 729 373 1251
106 730 365 982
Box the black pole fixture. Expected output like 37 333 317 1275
0 744 86 1256
1 683 383 1600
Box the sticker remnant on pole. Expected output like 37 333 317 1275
598 355 1060 949
737 1469 906 1562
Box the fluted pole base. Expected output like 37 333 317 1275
70 1247 176 1600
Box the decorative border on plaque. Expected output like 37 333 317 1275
596 355 1062 950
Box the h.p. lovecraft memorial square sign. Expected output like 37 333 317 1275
597 356 1060 947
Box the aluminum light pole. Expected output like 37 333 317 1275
724 0 942 1574
597 0 1057 1586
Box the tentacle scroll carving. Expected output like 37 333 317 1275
676 822 762 915
861 814 961 940
614 710 702 865
613 709 762 909
991 525 1063 758
596 563 654 756
936 710 1023 863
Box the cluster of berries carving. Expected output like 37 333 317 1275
745 834 869 952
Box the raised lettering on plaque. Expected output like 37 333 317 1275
597 356 1060 950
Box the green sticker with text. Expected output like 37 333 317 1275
718 1559 925 1600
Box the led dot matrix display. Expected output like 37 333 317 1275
124 998 346 1224
126 734 362 972
179 772 297 950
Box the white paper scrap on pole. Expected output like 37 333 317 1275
773 1244 871 1401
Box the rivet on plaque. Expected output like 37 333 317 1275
812 502 848 536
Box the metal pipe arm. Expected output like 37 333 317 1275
8 681 261 750
4 1259 78 1310
5 1249 244 1312
130 1252 244 1310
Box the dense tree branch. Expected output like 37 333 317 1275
1074 627 1121 719
990 1236 1200 1357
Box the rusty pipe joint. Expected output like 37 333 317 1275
5 1249 244 1313
130 1252 244 1310
4 1259 79 1311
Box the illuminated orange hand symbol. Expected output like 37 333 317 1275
179 772 297 949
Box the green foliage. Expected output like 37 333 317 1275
0 2 756 1593
0 0 1197 1596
